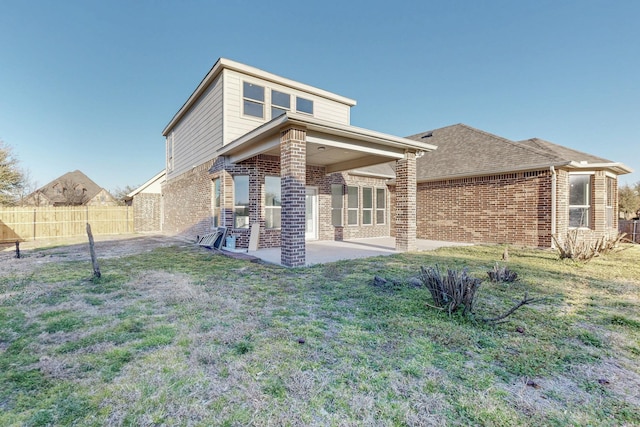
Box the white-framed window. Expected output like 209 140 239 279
234 175 250 229
606 176 615 229
212 177 221 228
376 188 386 224
166 132 174 172
265 176 281 229
243 82 265 118
569 174 591 228
331 184 343 226
362 187 373 225
347 186 359 226
296 96 313 115
271 90 290 119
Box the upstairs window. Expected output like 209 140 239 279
296 96 313 115
234 175 250 229
243 82 265 118
271 90 290 119
265 176 281 229
569 174 591 228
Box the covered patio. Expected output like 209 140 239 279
246 237 472 266
216 112 437 267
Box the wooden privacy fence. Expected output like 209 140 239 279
619 220 639 244
0 206 133 242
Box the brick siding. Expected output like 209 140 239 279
408 170 553 247
161 159 216 239
132 193 161 233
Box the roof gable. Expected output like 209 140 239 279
33 170 107 204
406 124 566 181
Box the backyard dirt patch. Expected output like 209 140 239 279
0 234 191 276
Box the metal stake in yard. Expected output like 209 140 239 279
86 223 101 279
15 241 20 259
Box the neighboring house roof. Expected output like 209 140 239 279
127 170 166 199
30 170 110 205
403 123 631 181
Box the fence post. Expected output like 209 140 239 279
33 208 36 241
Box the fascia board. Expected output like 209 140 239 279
566 161 633 175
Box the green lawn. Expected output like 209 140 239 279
1 243 639 426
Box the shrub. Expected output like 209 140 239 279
419 265 481 315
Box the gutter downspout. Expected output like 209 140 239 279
550 166 557 249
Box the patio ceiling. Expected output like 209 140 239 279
218 113 437 173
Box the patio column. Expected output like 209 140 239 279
396 151 417 252
280 126 307 267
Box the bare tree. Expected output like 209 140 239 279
0 140 26 206
111 185 138 205
59 179 90 206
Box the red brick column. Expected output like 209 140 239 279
396 151 417 251
280 127 307 267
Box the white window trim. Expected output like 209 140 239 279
347 186 359 226
242 81 265 120
568 173 592 229
362 187 373 226
295 96 314 115
264 175 281 230
375 187 386 225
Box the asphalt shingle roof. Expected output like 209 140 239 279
404 123 625 181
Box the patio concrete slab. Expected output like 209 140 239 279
247 237 471 266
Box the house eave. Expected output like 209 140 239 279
217 112 437 165
127 170 166 198
565 161 633 175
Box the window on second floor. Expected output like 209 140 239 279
296 96 313 115
569 174 591 228
243 82 265 118
271 90 290 119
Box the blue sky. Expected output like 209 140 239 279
1 0 638 193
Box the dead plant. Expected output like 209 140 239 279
552 230 627 262
487 263 518 283
419 265 481 315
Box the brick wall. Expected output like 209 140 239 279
161 159 215 239
406 170 553 247
132 193 161 233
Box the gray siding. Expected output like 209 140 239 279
168 74 224 179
